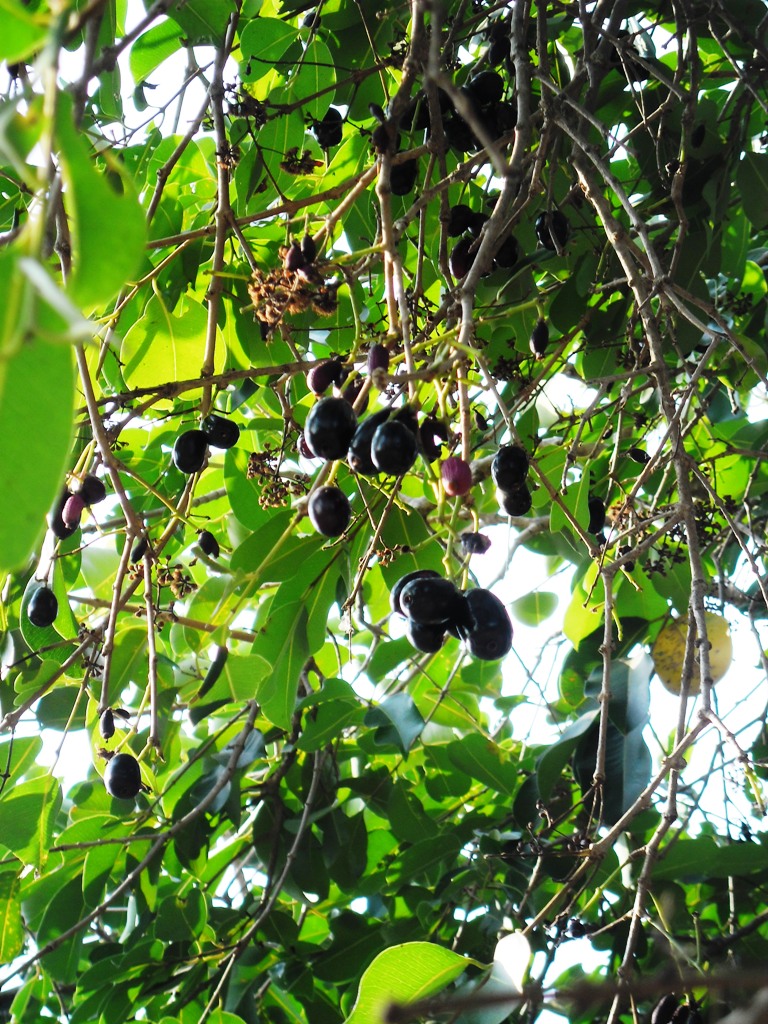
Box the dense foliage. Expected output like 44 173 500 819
1 1 768 1022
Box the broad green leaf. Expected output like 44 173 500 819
239 18 297 78
364 693 424 755
0 339 75 571
0 775 61 869
0 0 48 62
166 0 236 43
120 293 226 393
652 836 768 881
446 734 519 794
736 152 768 229
510 591 558 625
155 886 208 940
344 942 474 1024
252 600 309 729
56 96 147 308
129 20 184 83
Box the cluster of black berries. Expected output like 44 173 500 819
492 444 532 516
172 414 240 474
390 569 513 661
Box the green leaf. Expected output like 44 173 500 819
0 869 23 962
155 886 208 940
239 18 297 77
510 591 558 625
166 0 236 44
252 600 309 729
446 734 519 794
364 693 425 755
56 96 147 308
120 293 226 394
736 152 768 229
0 338 75 572
344 942 474 1024
652 836 768 881
0 776 61 869
129 20 184 83
0 0 48 62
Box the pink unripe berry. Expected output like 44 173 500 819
62 494 86 528
441 456 473 497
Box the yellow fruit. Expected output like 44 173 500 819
651 611 733 694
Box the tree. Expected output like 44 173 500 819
1 0 767 1021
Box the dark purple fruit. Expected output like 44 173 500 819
390 158 418 195
444 115 477 153
459 532 491 555
419 416 448 462
447 204 475 236
487 20 510 65
308 486 351 537
302 9 320 29
441 457 473 496
406 619 447 653
491 444 529 491
587 496 606 534
307 358 345 395
62 494 86 529
49 488 78 540
342 375 368 411
390 569 441 616
530 318 549 358
459 588 513 661
298 433 317 460
628 446 650 464
100 708 115 740
400 577 464 625
301 234 317 264
651 995 680 1024
371 419 417 475
304 397 358 460
535 210 570 251
78 474 107 505
198 530 220 558
27 586 59 628
313 107 343 148
367 343 390 377
348 408 391 475
467 211 489 238
130 536 148 562
104 752 142 800
283 240 305 271
494 234 519 270
498 484 532 516
487 101 516 137
466 70 504 106
201 414 240 450
173 430 208 473
449 237 475 279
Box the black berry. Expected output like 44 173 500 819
406 619 447 653
27 586 59 628
104 753 142 800
587 496 606 535
530 318 549 358
62 494 85 529
308 486 351 537
465 70 504 106
371 419 417 475
78 474 107 505
459 532 491 555
390 569 441 616
198 530 220 558
304 397 358 460
492 445 529 491
173 430 208 474
307 358 345 395
498 484 532 516
348 408 391 475
390 158 418 195
535 210 570 251
459 588 513 661
449 237 475 279
100 709 115 740
201 414 240 450
313 107 343 148
400 576 464 625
